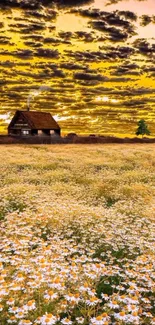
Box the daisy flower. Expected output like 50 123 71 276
61 318 72 325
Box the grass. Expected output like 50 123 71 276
0 144 155 325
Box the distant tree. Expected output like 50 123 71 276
136 119 150 138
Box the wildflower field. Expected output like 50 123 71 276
0 144 155 325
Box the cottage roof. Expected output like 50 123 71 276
9 110 60 130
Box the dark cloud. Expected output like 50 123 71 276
110 63 141 76
72 8 137 21
24 9 57 20
0 79 7 86
45 30 97 44
1 47 58 62
60 62 87 70
106 0 146 5
140 15 155 26
9 85 42 91
72 8 136 41
116 10 137 21
128 87 155 96
65 46 134 62
8 21 46 34
74 80 102 86
143 65 155 74
48 25 56 32
122 98 147 108
100 11 136 29
9 23 28 29
0 0 40 9
35 48 59 58
8 67 66 79
140 15 152 26
5 92 22 100
73 71 135 84
133 39 155 57
114 70 140 76
44 37 62 45
22 35 44 42
0 60 15 68
143 65 155 78
99 45 135 59
24 41 43 48
91 21 136 42
52 69 66 78
65 50 106 62
56 0 93 7
85 86 155 98
71 8 101 18
92 22 129 42
74 72 106 81
32 63 58 70
0 0 93 9
74 31 96 42
58 31 73 40
11 49 34 59
0 35 13 45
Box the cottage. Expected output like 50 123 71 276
8 110 61 136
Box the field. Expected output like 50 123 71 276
0 144 155 325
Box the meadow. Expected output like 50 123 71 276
0 144 155 325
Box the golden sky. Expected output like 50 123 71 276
0 0 155 136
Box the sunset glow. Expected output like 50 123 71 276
0 112 11 123
96 96 110 102
0 0 154 136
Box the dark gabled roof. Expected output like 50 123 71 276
9 110 60 130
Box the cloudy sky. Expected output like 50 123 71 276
0 0 155 136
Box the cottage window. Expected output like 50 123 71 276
22 130 29 135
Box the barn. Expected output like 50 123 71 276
8 110 61 137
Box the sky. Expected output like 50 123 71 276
0 0 155 136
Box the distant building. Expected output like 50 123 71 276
8 110 61 136
89 134 96 137
66 133 78 139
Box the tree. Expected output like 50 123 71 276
136 119 150 138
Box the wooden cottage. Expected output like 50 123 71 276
8 110 61 136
